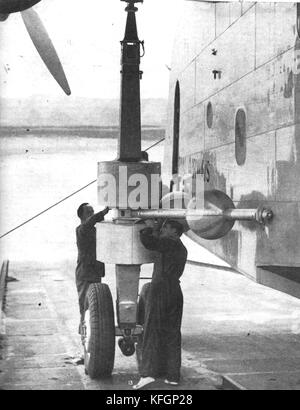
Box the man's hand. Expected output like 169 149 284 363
102 207 110 216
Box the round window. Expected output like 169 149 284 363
235 109 247 166
207 102 213 129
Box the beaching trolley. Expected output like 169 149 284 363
81 0 274 378
80 0 160 378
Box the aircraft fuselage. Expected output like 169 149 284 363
163 1 300 298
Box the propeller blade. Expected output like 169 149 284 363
21 8 71 95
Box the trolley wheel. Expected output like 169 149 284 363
118 338 135 357
82 283 115 379
137 282 151 326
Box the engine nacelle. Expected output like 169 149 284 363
0 0 41 14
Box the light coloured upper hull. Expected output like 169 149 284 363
163 1 300 297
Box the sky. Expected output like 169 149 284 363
0 0 183 100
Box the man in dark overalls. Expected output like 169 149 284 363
134 219 188 389
76 203 110 332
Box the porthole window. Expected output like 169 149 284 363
235 109 247 166
207 102 213 128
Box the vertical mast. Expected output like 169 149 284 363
118 0 143 162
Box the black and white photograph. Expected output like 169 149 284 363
1 0 300 393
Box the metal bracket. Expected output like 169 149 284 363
255 207 274 225
140 40 145 57
121 0 143 10
115 325 143 337
121 0 143 3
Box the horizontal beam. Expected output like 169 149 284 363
134 207 273 224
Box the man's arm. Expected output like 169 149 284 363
79 207 110 233
140 227 176 253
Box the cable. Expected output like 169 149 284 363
145 137 165 152
0 137 166 239
0 180 97 239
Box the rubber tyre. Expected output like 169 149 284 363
137 282 151 326
136 282 151 372
83 283 115 379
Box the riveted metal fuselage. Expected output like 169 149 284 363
163 2 300 297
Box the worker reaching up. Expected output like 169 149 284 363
75 203 110 333
134 219 188 390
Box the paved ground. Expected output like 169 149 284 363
1 260 300 390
